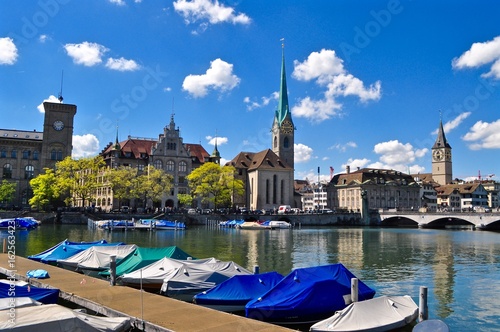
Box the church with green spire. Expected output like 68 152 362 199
227 45 296 211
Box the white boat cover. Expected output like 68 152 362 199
0 303 131 331
310 295 418 332
160 260 253 300
0 297 41 310
57 244 138 271
120 257 219 286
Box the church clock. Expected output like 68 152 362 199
433 149 443 161
281 120 293 134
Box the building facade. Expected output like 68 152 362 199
97 114 216 212
0 101 76 208
327 166 421 212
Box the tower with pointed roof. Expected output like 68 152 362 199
271 43 295 171
432 119 452 185
210 134 221 164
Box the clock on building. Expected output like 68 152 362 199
53 120 64 131
281 120 293 134
433 149 443 161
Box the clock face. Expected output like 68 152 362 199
281 120 293 134
53 120 64 131
445 150 451 161
433 149 443 161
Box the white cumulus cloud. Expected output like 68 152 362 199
330 141 357 152
182 58 240 98
462 119 500 150
452 36 500 79
244 92 279 111
0 37 18 65
294 143 313 163
206 135 228 146
72 134 100 158
64 42 108 66
106 57 140 71
174 0 251 28
291 49 381 123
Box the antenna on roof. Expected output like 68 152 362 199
58 70 64 103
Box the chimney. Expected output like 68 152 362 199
346 165 350 174
357 167 360 171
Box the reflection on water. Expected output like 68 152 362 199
3 224 500 331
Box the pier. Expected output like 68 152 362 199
0 254 293 332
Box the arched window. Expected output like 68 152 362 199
22 150 30 159
266 179 270 204
57 150 63 160
25 165 34 179
166 160 175 172
3 164 12 179
11 150 17 158
274 136 278 149
0 149 6 158
51 149 57 160
33 151 39 160
284 137 289 148
179 161 187 172
153 159 163 169
272 175 277 204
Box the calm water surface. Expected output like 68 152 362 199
4 224 500 331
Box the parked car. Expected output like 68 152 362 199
277 205 291 214
187 208 197 215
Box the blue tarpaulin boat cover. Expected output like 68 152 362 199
245 263 376 324
0 282 59 304
28 239 125 264
193 271 284 310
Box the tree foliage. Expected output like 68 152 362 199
0 180 16 205
29 168 60 211
55 156 105 207
186 162 244 209
105 166 138 207
131 166 173 207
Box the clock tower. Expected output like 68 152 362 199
432 119 452 185
272 45 295 170
41 101 77 169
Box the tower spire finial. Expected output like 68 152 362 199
58 70 64 103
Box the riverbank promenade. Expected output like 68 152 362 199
0 254 293 332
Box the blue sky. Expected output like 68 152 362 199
1 0 500 183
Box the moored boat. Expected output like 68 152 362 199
310 295 418 332
193 271 284 312
245 263 376 325
160 260 253 301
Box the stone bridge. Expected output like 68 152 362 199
379 211 500 230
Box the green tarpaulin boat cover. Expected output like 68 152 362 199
99 246 193 277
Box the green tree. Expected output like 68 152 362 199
0 180 16 207
105 166 138 208
177 193 193 208
131 166 173 209
29 168 60 211
56 156 105 207
186 162 244 210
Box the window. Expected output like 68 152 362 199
274 136 277 149
138 164 145 171
3 164 12 179
22 150 30 159
179 161 187 172
33 151 39 160
0 150 6 158
167 142 176 150
25 165 34 179
179 176 185 184
166 160 174 172
153 159 162 169
11 150 17 158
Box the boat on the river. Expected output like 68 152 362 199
0 303 131 331
237 221 272 229
309 295 418 332
120 257 219 291
245 263 376 325
193 271 284 312
28 239 125 264
0 280 59 304
139 218 186 230
98 246 193 278
0 217 40 230
57 244 138 277
160 260 253 301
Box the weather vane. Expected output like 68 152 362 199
280 37 285 48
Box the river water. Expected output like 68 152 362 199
4 224 500 331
